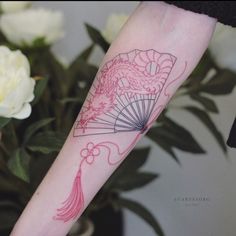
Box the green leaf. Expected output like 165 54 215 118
190 50 216 81
190 94 219 113
77 44 94 61
114 147 150 175
153 138 180 164
0 157 31 209
113 172 158 191
0 117 11 129
0 30 8 44
85 23 110 52
66 58 98 103
0 158 20 193
200 69 236 95
183 51 214 88
68 57 98 85
67 44 95 85
23 117 55 144
65 45 95 97
73 58 98 81
0 157 30 194
46 50 67 78
45 51 68 97
32 77 49 105
125 148 151 171
67 44 95 88
32 37 47 48
0 200 21 210
58 97 81 104
147 117 205 154
184 106 227 154
114 198 164 236
104 148 150 190
27 131 66 154
7 149 31 183
0 207 20 233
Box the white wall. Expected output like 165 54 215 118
35 2 236 236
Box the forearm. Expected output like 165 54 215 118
11 2 216 236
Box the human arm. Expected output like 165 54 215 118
10 2 217 236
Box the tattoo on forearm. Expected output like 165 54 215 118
53 49 187 222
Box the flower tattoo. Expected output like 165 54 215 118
80 142 100 164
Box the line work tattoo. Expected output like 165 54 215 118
74 49 176 136
53 49 186 222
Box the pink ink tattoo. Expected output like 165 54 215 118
53 49 187 222
74 49 176 136
164 61 187 101
54 169 84 222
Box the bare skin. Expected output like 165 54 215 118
10 2 217 236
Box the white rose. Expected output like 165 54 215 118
0 1 31 13
0 46 35 119
0 8 64 47
209 22 236 72
102 13 129 43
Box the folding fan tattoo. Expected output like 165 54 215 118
53 49 186 222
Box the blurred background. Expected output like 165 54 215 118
0 1 236 236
